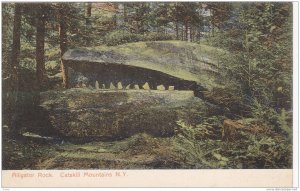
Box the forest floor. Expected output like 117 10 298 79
3 133 185 169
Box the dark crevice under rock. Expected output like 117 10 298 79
65 60 206 98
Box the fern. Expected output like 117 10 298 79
277 109 292 140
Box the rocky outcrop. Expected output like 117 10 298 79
62 48 207 97
39 88 203 142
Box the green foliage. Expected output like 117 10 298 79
104 30 176 46
2 3 14 76
145 32 175 41
204 85 248 116
122 133 160 155
209 3 293 122
205 30 243 51
173 118 230 168
173 117 292 169
19 58 36 71
237 132 292 168
277 109 292 140
173 120 208 168
104 30 142 46
45 61 60 75
251 103 293 141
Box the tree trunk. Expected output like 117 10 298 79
10 3 22 135
59 7 68 88
186 22 191 42
2 4 11 77
85 2 92 45
11 4 22 85
181 24 184 41
198 28 201 43
86 2 92 19
36 4 46 89
123 3 127 23
140 19 144 34
189 25 193 42
211 9 215 37
185 22 188 41
175 21 179 40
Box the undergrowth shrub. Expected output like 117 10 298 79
104 30 142 46
145 32 175 41
104 30 175 46
173 117 292 169
250 99 292 141
203 84 249 117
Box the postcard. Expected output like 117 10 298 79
1 1 298 188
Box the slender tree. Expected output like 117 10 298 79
58 4 68 88
2 4 12 78
10 3 22 135
85 2 92 45
123 3 127 23
206 3 233 37
11 3 22 85
86 2 92 27
36 4 46 88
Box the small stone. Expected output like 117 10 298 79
110 82 116 89
126 84 131 90
117 82 123 89
134 84 140 90
157 85 165 90
95 81 100 89
82 83 87 88
168 86 175 90
102 84 106 89
142 82 150 90
88 85 93 89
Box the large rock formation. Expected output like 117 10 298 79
62 48 207 97
38 88 205 142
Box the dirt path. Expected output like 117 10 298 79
33 133 181 169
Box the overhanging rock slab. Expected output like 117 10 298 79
62 48 206 97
